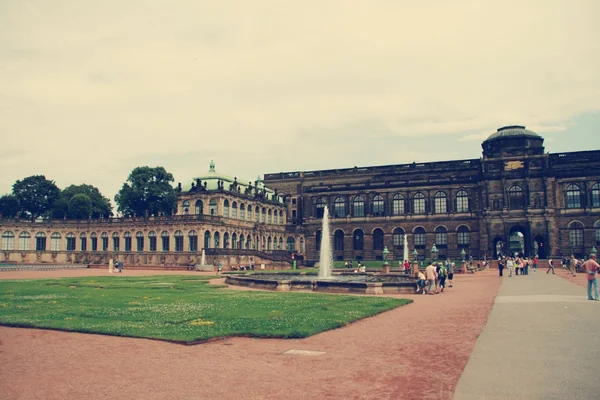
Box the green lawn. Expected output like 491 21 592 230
0 275 411 343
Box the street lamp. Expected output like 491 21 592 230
460 248 466 261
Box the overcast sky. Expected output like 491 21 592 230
1 0 599 203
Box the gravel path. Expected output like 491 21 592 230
0 269 501 400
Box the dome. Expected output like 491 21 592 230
484 125 540 142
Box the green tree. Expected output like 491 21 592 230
0 194 20 218
61 184 112 218
50 197 69 219
68 193 93 219
115 166 177 217
12 175 60 220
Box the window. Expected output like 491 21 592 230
592 183 600 208
414 227 426 247
278 237 283 250
204 231 211 249
279 210 283 224
457 225 470 246
413 193 426 215
435 226 448 247
195 200 204 215
223 232 230 249
223 200 230 217
1 231 14 251
353 196 365 217
174 230 184 252
456 190 469 213
35 232 46 251
267 236 272 250
161 231 170 252
392 228 404 247
508 185 525 209
240 204 245 220
79 233 87 251
247 205 252 221
112 232 120 252
261 208 266 223
214 232 220 248
569 222 584 248
268 209 272 224
124 231 132 252
333 197 346 218
66 233 76 251
353 229 364 250
50 232 61 251
255 206 260 222
392 194 404 215
101 232 109 251
182 200 190 214
372 194 384 216
19 232 31 251
209 199 217 216
300 237 305 253
287 237 296 252
565 184 582 209
91 232 98 251
595 221 600 245
188 230 198 252
373 228 384 250
136 231 144 252
434 192 447 214
232 233 238 249
232 202 238 219
148 231 157 252
315 197 326 218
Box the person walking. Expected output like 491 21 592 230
217 261 223 275
582 253 599 300
506 257 514 277
438 263 447 292
546 257 555 274
498 257 505 277
533 256 537 272
448 261 455 287
425 263 437 295
569 255 577 277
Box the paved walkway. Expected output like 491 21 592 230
454 270 600 400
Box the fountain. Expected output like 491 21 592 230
318 206 333 279
403 234 409 264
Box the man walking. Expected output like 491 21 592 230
506 257 514 277
425 262 437 295
546 257 555 274
582 253 599 301
498 257 505 277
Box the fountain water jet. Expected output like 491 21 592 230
318 206 333 279
201 248 206 266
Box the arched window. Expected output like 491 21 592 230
569 221 584 249
300 237 305 253
373 228 384 250
592 183 600 208
66 232 76 251
268 209 272 224
455 190 469 213
267 236 272 250
188 230 198 252
35 232 46 251
595 221 600 245
79 232 87 252
232 233 238 249
112 232 120 252
279 210 283 224
353 196 365 217
232 202 238 219
457 225 470 246
90 232 98 251
353 229 364 250
195 200 204 215
182 200 190 214
392 194 404 215
245 235 251 249
393 228 404 247
174 230 184 252
315 230 322 252
161 231 169 252
124 231 132 252
261 208 266 223
240 204 245 220
278 237 283 250
19 232 31 251
209 199 217 216
334 230 344 251
223 232 230 249
372 195 385 216
239 234 245 249
287 237 296 252
1 231 14 251
136 231 144 252
148 231 157 252
214 231 220 248
247 205 252 221
51 232 62 251
223 200 230 217
508 185 525 209
333 197 346 218
315 197 326 218
413 227 426 248
565 184 582 209
413 192 426 215
435 226 448 247
255 206 260 222
101 232 109 251
204 230 211 249
434 192 447 214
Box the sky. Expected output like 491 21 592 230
1 0 599 204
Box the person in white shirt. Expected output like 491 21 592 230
506 257 514 277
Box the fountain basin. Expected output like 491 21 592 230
224 273 418 295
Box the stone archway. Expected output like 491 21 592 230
533 235 546 259
509 225 528 257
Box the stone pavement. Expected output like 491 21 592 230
454 269 600 400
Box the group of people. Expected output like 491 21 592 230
497 256 537 277
416 260 455 295
561 255 584 277
108 258 123 273
344 260 367 273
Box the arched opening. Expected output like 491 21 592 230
568 221 585 257
493 236 504 259
373 228 384 251
334 230 344 252
315 230 322 252
353 229 364 251
533 235 546 259
195 200 203 215
204 230 211 249
509 225 527 257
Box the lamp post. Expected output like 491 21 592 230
431 243 439 261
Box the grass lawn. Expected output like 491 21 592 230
0 275 411 343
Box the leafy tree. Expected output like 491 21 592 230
68 193 93 219
115 166 177 217
50 197 69 219
0 194 20 218
61 184 112 218
12 175 60 220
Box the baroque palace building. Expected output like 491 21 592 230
263 126 600 263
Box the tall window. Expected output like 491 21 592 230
508 185 525 209
315 197 326 218
101 232 109 251
455 190 469 213
124 232 132 252
435 226 448 247
434 192 447 214
565 184 582 209
232 233 238 249
255 206 260 222
66 233 76 251
457 225 470 246
161 231 170 252
414 227 426 247
91 232 98 251
267 236 272 250
195 200 203 215
182 200 190 214
247 205 252 221
214 232 220 248
569 221 584 248
287 237 296 252
261 208 266 223
223 200 230 217
112 232 120 252
224 232 230 249
353 196 365 217
1 231 14 251
19 232 31 251
372 195 385 216
393 228 404 247
209 199 217 216
334 230 344 251
300 237 305 253
148 231 157 252
334 197 346 218
232 202 238 219
353 229 364 250
188 230 198 252
373 228 384 250
240 204 245 220
392 194 404 215
592 183 600 208
279 210 283 224
35 232 46 251
50 232 61 251
174 230 184 252
268 209 272 224
79 233 87 251
204 231 211 249
413 193 426 215
136 231 144 252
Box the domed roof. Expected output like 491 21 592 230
484 125 541 142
